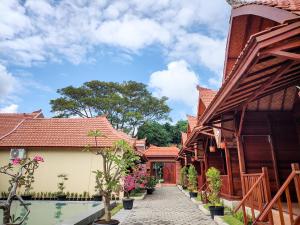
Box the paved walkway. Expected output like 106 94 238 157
115 186 215 225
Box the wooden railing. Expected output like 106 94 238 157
234 167 273 225
221 175 230 196
254 163 300 225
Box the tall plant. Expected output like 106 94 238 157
188 165 198 192
206 167 222 206
0 156 44 225
180 166 188 188
57 174 68 196
87 130 139 223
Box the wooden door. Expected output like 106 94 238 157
163 162 176 184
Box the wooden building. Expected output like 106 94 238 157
186 0 300 224
145 145 180 185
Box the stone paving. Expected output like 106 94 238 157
116 186 215 225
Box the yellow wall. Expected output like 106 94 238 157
0 147 106 195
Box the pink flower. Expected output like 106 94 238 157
12 158 21 165
33 155 44 162
123 175 135 192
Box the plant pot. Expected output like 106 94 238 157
122 198 134 210
189 192 198 198
57 195 67 201
21 195 32 200
92 219 119 225
93 195 103 201
146 188 154 195
209 206 224 219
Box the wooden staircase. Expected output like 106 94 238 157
254 163 300 225
235 163 300 225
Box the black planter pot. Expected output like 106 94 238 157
92 219 119 225
209 206 224 219
146 188 154 195
93 195 103 201
189 192 198 198
57 195 67 201
122 198 134 210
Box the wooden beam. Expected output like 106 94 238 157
224 143 234 196
207 124 235 133
268 50 300 61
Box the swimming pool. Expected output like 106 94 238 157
0 201 101 225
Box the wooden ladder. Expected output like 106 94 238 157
234 167 273 225
254 163 300 225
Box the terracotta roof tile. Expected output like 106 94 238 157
0 116 135 147
187 115 197 130
0 111 43 139
232 0 300 15
144 145 179 157
197 86 218 108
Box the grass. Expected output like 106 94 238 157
111 203 123 216
130 192 144 197
196 194 202 202
223 215 244 225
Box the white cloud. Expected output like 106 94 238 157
0 0 230 76
0 104 18 113
0 64 19 102
149 60 199 107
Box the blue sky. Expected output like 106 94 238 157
0 0 231 122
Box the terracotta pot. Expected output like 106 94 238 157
209 146 216 152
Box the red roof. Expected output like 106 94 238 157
144 145 179 157
0 110 43 140
187 115 197 130
232 0 300 15
0 116 136 147
197 86 217 108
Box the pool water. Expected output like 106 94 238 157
0 201 101 225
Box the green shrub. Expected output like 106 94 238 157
188 165 198 192
180 166 188 187
206 167 221 206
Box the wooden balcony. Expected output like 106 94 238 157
221 175 230 196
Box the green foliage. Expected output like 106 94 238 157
50 80 171 135
233 211 253 225
145 176 158 189
187 165 198 192
206 167 221 206
137 120 187 146
180 166 188 187
223 215 244 225
88 130 139 222
57 174 68 195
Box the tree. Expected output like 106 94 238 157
137 121 171 146
86 130 139 224
137 120 187 146
50 81 171 135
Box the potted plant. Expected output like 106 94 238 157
145 176 157 194
188 165 198 198
56 174 68 201
122 174 135 210
180 166 188 189
87 130 139 225
206 167 224 219
0 156 43 225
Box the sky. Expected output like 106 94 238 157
0 0 231 122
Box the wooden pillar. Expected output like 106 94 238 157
262 167 274 225
291 163 300 207
184 155 187 166
224 143 234 196
235 113 246 196
267 116 280 190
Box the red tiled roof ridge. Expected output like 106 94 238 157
0 119 26 141
144 145 179 157
231 0 300 15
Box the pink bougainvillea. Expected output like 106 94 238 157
123 175 135 198
133 165 147 188
33 155 44 162
12 158 21 165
